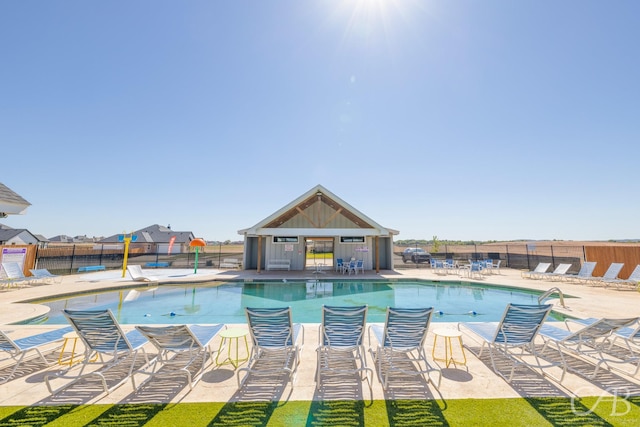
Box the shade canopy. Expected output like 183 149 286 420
189 238 206 247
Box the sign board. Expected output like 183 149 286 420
0 247 27 277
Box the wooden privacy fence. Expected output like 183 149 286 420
585 246 640 279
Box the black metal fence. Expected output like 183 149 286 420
392 243 587 273
33 245 243 275
33 243 588 275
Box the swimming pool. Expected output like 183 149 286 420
22 279 555 325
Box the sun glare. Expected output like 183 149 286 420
334 0 426 49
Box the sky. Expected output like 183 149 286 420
1 1 639 242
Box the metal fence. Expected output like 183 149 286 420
33 244 244 275
392 243 587 273
33 243 590 276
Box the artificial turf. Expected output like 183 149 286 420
0 396 639 426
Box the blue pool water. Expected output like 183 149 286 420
23 280 551 325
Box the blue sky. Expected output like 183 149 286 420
2 1 639 242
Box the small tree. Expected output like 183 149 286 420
432 235 441 253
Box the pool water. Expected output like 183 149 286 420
23 280 553 325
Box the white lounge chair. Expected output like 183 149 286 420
368 307 441 390
45 309 151 395
569 317 640 354
29 269 63 285
0 326 74 384
586 262 624 286
538 316 640 381
135 323 224 390
1 262 32 287
521 262 551 279
563 261 597 283
535 263 572 281
127 265 159 283
459 303 553 382
601 264 640 290
317 305 372 400
238 307 304 389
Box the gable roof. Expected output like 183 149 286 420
238 184 398 237
0 183 31 217
99 224 195 244
0 225 40 243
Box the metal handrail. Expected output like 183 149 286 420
538 287 565 308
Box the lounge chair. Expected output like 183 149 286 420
562 261 597 283
568 317 640 354
522 263 552 279
538 317 640 381
29 268 63 285
368 307 441 390
536 263 572 281
238 307 304 388
45 309 151 395
0 326 74 384
586 262 624 286
0 262 32 287
127 265 159 283
459 303 553 382
316 305 372 399
135 323 224 390
601 264 640 290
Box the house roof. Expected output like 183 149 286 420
0 183 31 217
48 235 96 243
238 184 398 237
99 224 195 244
0 224 40 243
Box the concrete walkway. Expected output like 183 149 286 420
0 266 639 407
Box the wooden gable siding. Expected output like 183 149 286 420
266 194 373 229
585 246 640 279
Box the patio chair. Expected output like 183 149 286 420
586 262 624 286
601 264 640 290
127 265 159 283
349 259 364 275
0 326 74 384
521 263 551 279
368 307 441 390
29 268 63 285
444 259 458 274
486 259 501 274
238 307 304 388
467 261 484 279
335 258 344 272
459 303 553 382
342 259 356 274
538 316 640 381
316 305 373 399
45 309 151 395
535 263 572 281
135 323 224 390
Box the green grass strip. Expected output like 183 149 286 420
0 396 639 426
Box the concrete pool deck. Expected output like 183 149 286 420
0 266 639 408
